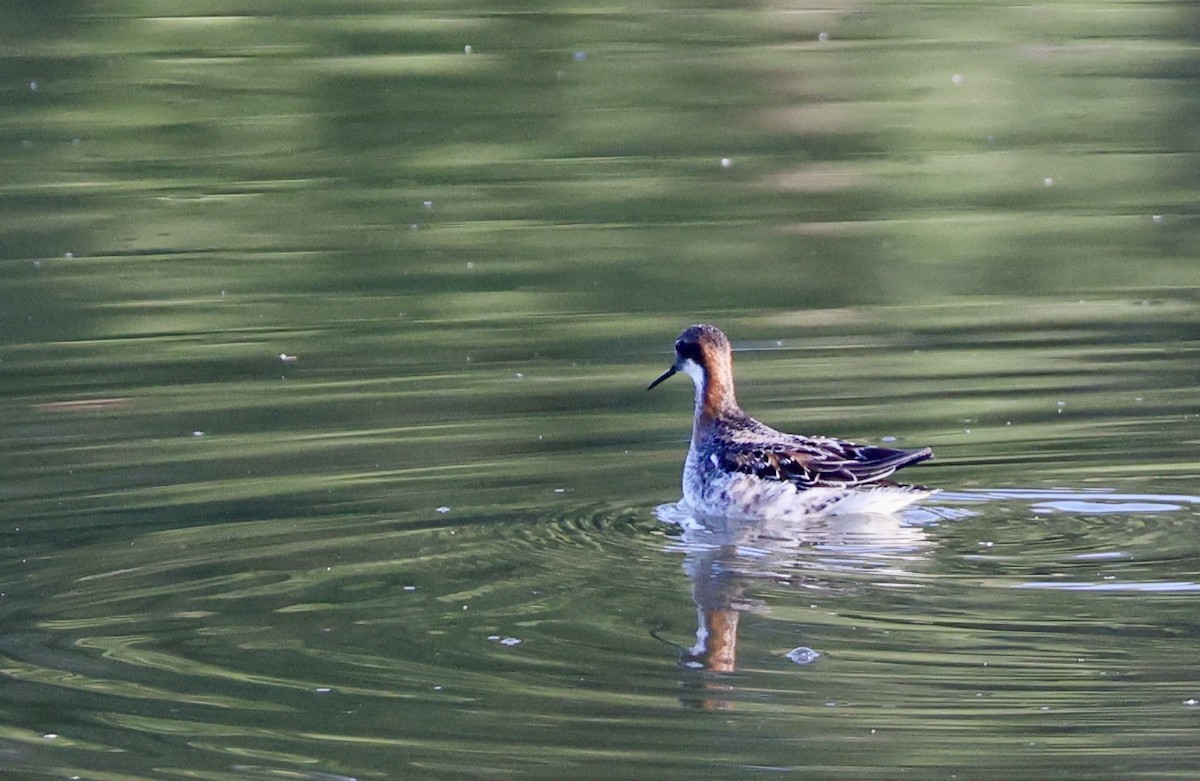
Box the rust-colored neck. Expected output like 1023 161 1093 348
696 350 740 422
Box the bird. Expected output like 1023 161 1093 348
648 324 934 519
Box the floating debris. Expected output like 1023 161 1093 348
786 646 820 665
488 636 522 646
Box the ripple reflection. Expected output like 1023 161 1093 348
651 487 1200 709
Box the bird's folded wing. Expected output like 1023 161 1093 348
719 440 932 488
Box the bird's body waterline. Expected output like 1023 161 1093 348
650 324 933 520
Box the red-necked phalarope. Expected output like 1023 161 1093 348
649 324 934 519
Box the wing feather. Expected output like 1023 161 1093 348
719 438 932 489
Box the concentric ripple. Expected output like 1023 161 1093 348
4 488 1200 778
0 500 697 779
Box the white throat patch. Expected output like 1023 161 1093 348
681 358 705 406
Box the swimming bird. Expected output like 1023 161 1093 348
649 324 933 518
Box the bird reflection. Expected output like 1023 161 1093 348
656 503 934 709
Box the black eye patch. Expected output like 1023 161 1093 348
675 340 702 363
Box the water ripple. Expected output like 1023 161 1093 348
4 488 1200 775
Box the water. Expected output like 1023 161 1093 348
2 1 1200 779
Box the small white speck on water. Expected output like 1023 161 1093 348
1152 214 1163 224
720 157 733 169
786 646 820 665
433 685 443 691
818 31 829 42
515 372 524 379
64 251 74 259
881 435 897 443
436 506 451 514
554 487 567 493
422 199 433 208
315 687 332 693
29 81 39 91
403 585 417 592
574 51 587 62
462 604 469 611
192 431 204 437
466 261 475 270
1043 177 1054 187
951 73 963 85
1185 698 1198 706
870 729 876 735
979 541 994 548
42 733 58 740
464 44 473 54
279 353 297 362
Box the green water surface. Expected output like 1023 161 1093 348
1 2 1199 779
